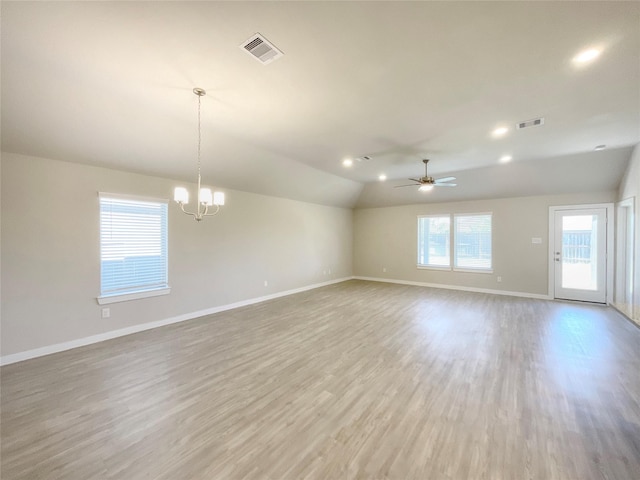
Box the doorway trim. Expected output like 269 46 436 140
548 203 614 303
614 197 635 314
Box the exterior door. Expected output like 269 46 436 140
553 208 607 303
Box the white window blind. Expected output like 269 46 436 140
417 215 450 267
454 213 492 270
99 194 168 299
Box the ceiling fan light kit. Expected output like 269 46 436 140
174 88 225 222
395 159 457 192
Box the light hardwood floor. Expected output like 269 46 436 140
2 280 640 479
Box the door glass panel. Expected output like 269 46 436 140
562 215 598 290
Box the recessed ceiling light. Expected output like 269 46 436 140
418 184 434 192
500 155 513 163
492 126 509 137
573 48 601 65
378 174 387 181
594 144 606 151
342 158 353 167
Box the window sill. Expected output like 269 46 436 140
97 287 171 305
453 268 493 274
417 265 451 271
417 265 493 274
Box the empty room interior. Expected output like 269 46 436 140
1 1 640 479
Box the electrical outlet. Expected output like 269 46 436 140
101 308 110 319
383 267 387 273
497 276 502 283
328 268 331 274
264 280 268 287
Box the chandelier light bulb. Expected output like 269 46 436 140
213 191 225 206
174 187 189 204
199 188 213 206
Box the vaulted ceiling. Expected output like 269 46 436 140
2 1 639 208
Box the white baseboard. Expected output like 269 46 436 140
353 276 552 300
1 275 549 366
0 277 353 366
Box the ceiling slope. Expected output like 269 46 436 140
356 147 633 208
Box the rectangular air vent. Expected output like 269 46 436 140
516 117 545 129
240 33 283 65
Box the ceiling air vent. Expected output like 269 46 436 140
516 117 545 129
240 33 283 65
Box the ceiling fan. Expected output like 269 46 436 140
395 159 457 191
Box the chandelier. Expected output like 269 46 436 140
174 88 225 221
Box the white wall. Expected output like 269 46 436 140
1 153 353 358
617 143 640 326
2 149 632 361
353 192 616 297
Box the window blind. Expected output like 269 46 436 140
99 194 168 297
454 213 492 270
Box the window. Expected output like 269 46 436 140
98 193 169 304
454 214 492 271
417 215 450 268
417 212 492 272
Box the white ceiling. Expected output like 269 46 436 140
2 1 639 208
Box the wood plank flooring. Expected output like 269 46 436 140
2 280 640 479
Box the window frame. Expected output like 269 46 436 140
417 214 451 270
97 192 171 305
416 212 493 274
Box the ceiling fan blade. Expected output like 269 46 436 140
434 183 457 187
394 184 421 188
408 178 422 183
435 176 456 183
